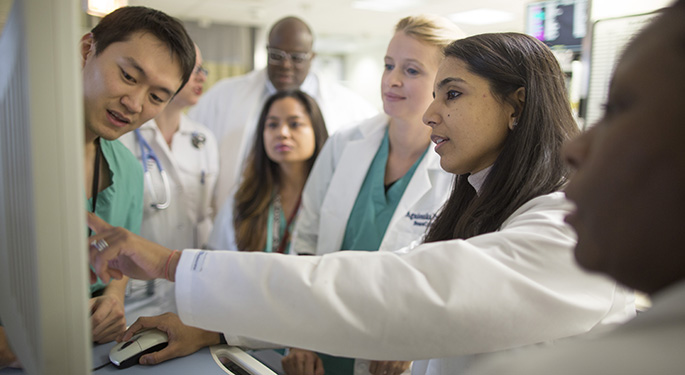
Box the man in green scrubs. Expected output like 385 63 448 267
81 5 196 345
0 5 196 368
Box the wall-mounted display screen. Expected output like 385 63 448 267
527 0 588 51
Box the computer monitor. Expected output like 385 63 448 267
0 0 91 374
526 0 589 51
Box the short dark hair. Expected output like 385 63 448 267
90 6 196 94
268 16 314 47
425 33 579 241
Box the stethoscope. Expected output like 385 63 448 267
134 129 171 210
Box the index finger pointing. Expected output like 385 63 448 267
87 211 112 234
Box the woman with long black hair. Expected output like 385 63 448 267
208 89 328 253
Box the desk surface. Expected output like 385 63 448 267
0 292 282 374
0 343 228 375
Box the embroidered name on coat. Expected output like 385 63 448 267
405 211 435 227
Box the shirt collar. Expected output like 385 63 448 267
467 165 492 195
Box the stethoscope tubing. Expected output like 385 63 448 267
134 129 171 210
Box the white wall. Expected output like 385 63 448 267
313 35 388 112
343 38 388 111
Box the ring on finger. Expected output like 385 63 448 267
90 238 109 252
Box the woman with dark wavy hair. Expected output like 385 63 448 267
208 90 328 252
89 33 634 375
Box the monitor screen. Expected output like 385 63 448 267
527 0 588 51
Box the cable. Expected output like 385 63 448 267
92 361 113 371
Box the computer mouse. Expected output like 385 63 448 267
109 328 169 369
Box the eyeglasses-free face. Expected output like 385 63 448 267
262 96 316 167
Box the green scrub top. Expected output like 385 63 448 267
89 139 144 295
321 129 428 375
341 128 427 251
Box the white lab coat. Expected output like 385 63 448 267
175 192 636 375
120 116 219 249
465 281 685 375
293 113 452 256
120 116 218 314
291 113 451 374
187 68 378 210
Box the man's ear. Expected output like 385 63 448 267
508 87 526 130
80 33 96 68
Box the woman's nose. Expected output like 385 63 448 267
422 100 439 128
387 69 402 87
278 124 291 137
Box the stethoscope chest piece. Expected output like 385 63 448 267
191 132 206 149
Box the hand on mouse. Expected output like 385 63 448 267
87 212 177 283
90 280 127 343
118 313 221 365
282 348 325 375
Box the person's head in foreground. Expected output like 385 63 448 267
423 32 580 241
81 6 196 141
463 4 685 373
564 0 685 296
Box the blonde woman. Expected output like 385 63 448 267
284 16 465 375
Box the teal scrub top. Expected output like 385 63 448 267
321 129 428 375
341 129 427 251
89 139 144 295
264 196 294 254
